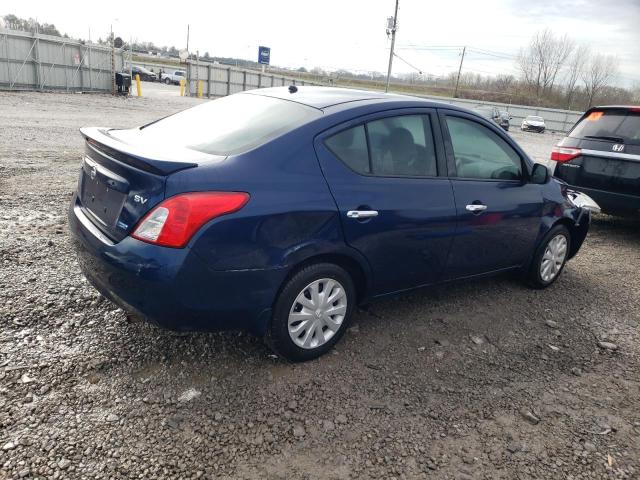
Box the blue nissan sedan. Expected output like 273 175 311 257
68 87 597 361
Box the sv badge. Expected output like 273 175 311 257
134 194 148 204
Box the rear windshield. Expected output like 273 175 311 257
570 109 640 145
528 116 543 121
136 94 321 155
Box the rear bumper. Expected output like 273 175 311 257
68 196 285 335
522 125 545 132
559 184 640 216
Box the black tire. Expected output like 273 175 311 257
526 225 571 289
268 263 356 362
164 77 171 85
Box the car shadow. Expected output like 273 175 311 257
591 213 640 239
103 260 601 400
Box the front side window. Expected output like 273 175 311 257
446 116 522 180
324 114 437 177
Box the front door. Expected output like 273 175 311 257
440 111 543 279
315 110 457 295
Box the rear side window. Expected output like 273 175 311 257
446 116 522 180
570 109 640 145
135 94 321 155
325 114 437 177
324 125 370 174
368 115 436 176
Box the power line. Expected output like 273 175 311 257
467 47 518 60
396 44 464 50
392 52 424 74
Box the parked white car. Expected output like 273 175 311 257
160 70 186 85
521 115 546 133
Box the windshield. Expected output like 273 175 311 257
570 109 640 145
528 116 543 121
134 93 322 155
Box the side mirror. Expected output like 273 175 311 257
531 163 549 184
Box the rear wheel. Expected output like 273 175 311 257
268 263 355 361
527 225 571 288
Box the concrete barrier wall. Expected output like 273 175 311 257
412 94 583 133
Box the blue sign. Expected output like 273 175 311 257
258 46 270 65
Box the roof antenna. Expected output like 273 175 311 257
288 85 298 93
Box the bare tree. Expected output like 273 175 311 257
518 29 574 102
495 74 515 91
564 44 590 109
581 53 619 108
632 82 640 104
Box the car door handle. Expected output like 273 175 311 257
347 210 379 219
465 204 488 213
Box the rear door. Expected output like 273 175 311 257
439 110 543 279
315 109 457 295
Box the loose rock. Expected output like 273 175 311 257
598 341 618 351
520 410 540 425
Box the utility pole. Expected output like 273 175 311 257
384 0 399 93
453 46 466 98
186 24 190 56
110 24 115 96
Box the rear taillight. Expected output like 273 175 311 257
550 146 581 163
132 191 249 248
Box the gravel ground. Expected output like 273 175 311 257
0 91 639 480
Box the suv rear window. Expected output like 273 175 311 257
135 94 321 155
570 109 640 146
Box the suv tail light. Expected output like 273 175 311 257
550 146 581 163
132 192 249 248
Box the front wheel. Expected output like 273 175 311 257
268 263 355 361
164 78 171 85
526 225 571 288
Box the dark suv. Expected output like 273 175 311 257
473 105 510 131
551 106 640 217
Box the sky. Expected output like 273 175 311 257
3 0 640 87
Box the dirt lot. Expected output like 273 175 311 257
0 91 638 480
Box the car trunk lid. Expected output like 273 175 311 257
78 127 223 242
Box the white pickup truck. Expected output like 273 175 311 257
160 69 186 85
